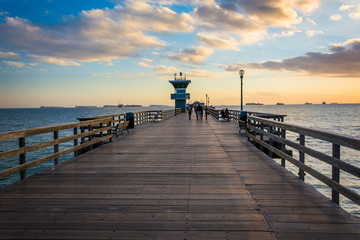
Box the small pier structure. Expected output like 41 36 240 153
169 72 191 112
0 112 360 239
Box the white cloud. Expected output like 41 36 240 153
168 46 214 63
93 73 146 78
197 33 240 49
330 14 342 21
2 60 24 67
138 61 152 68
339 5 354 11
152 52 160 55
306 30 324 37
30 56 81 66
0 51 19 59
143 58 153 63
349 8 360 19
306 18 316 25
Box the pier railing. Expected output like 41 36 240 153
0 117 113 181
0 108 181 183
245 115 360 206
210 108 360 206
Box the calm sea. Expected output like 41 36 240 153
0 104 359 216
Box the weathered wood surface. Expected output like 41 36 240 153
0 115 359 239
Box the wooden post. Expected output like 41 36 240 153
260 123 264 151
281 129 286 167
269 126 274 158
88 125 93 150
298 134 305 181
332 143 340 205
54 131 59 165
108 120 112 143
19 137 26 180
99 123 103 146
73 127 78 157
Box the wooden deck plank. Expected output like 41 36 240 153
0 114 359 239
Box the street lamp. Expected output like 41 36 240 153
239 69 245 111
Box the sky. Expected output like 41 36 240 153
0 0 359 108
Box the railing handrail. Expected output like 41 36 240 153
248 115 360 151
0 117 113 142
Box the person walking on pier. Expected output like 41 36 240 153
196 104 203 120
204 106 209 120
187 105 193 119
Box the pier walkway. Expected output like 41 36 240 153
0 114 359 239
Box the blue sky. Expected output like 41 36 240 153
0 0 360 107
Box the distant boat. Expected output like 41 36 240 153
40 106 64 108
322 101 326 104
276 103 284 105
305 102 312 105
124 104 142 107
103 105 117 108
118 104 123 108
246 103 263 105
75 105 97 108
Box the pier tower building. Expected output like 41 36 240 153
169 72 191 112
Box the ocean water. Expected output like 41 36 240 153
0 104 359 216
219 104 360 216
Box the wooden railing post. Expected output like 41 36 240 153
73 127 78 157
298 134 305 181
269 126 274 158
281 129 286 167
108 120 112 143
19 137 26 180
332 143 340 205
88 125 93 150
54 131 59 165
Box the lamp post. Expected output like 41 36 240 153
239 69 245 111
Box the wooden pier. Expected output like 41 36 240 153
0 114 359 239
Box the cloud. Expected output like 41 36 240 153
338 4 360 20
0 1 194 63
225 39 360 78
153 65 220 78
153 65 180 74
2 60 25 67
152 52 160 55
0 51 19 59
29 56 81 66
306 18 316 25
330 14 342 21
339 5 354 11
197 33 240 50
168 46 214 63
305 30 323 37
93 73 146 78
143 58 153 63
138 61 152 68
349 7 360 19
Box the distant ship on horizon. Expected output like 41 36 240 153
276 103 284 105
246 103 263 105
75 105 97 108
40 106 64 108
305 102 312 105
124 104 142 107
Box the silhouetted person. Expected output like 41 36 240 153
187 105 193 119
